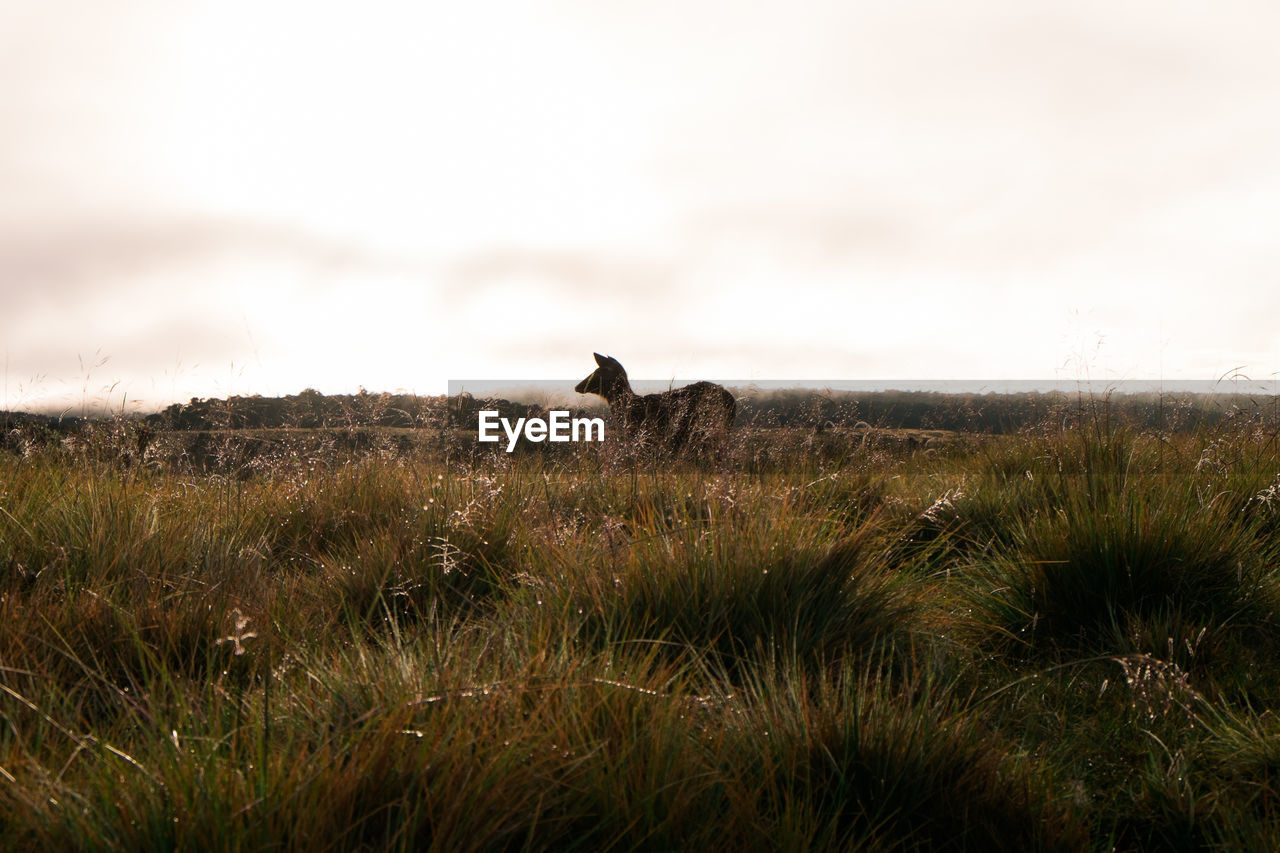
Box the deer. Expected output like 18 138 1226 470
574 353 736 455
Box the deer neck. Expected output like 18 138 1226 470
603 378 636 408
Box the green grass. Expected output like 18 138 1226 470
2 413 1280 849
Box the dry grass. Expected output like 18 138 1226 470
1 405 1279 850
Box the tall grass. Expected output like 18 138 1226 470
2 406 1280 849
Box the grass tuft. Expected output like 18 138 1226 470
3 404 1280 848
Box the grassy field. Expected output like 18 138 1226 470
2 407 1280 850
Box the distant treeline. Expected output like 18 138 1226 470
734 388 1280 433
146 389 448 430
6 388 1277 437
141 390 562 431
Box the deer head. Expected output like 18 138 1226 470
574 352 632 402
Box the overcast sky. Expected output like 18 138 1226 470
3 1 1278 413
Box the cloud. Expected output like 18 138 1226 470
442 247 673 302
4 0 1279 402
0 215 433 410
3 217 397 288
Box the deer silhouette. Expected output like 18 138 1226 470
574 353 735 454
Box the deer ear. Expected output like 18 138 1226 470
594 352 608 366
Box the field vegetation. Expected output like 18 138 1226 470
2 392 1280 850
